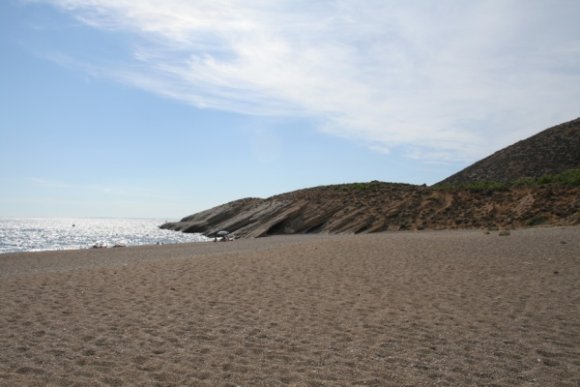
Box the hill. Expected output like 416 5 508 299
161 118 580 237
160 181 579 237
438 117 580 185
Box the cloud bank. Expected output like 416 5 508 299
33 0 580 162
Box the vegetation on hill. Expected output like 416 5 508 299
436 168 580 191
438 117 580 185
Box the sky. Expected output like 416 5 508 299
1 0 579 219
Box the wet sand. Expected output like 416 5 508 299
1 227 579 386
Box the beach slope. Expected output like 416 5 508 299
1 227 579 386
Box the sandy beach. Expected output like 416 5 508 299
0 227 579 386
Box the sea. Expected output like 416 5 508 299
0 217 210 254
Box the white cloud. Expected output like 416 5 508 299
31 0 580 162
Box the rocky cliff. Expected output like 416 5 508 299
162 117 580 238
160 182 580 237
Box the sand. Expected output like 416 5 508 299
0 227 579 386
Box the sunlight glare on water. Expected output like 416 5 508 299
0 217 209 254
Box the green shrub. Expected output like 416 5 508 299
437 168 580 191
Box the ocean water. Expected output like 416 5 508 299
0 217 209 254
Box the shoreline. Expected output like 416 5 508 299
0 217 209 257
1 223 574 257
1 226 579 385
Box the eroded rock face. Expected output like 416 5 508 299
160 183 580 238
162 118 580 238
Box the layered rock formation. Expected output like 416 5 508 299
160 182 580 237
162 117 580 238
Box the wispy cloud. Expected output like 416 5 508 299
30 0 580 162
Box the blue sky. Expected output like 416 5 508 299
1 0 579 219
